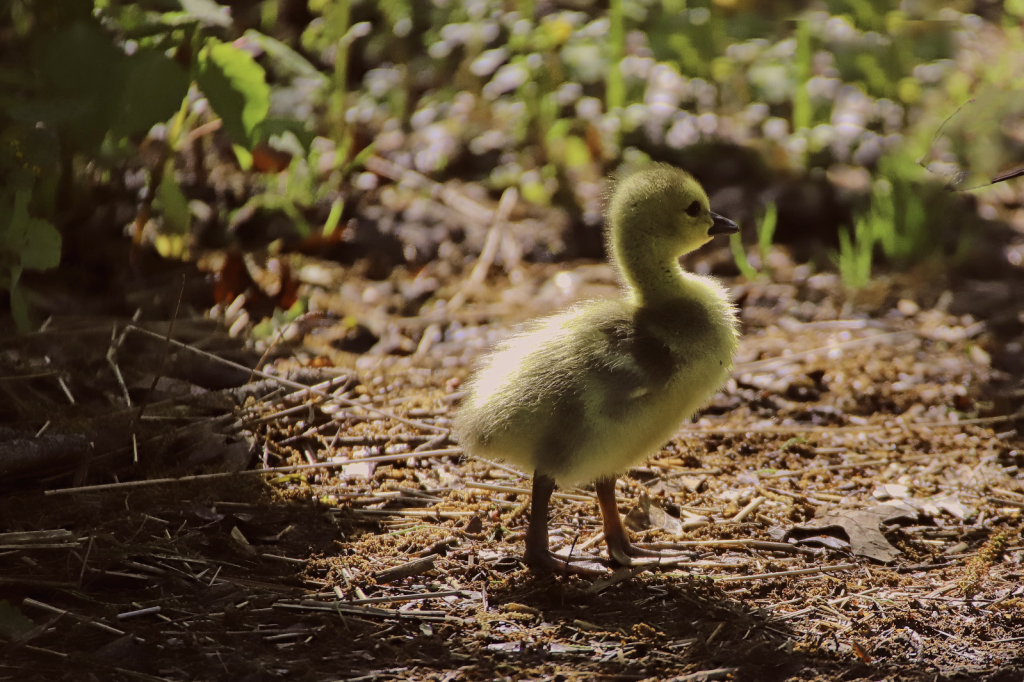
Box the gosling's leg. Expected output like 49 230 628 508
524 472 605 576
596 477 687 566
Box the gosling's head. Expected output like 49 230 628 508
607 164 739 258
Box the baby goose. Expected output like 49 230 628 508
455 165 739 574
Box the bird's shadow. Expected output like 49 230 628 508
484 569 880 681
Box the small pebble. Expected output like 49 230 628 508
897 299 919 316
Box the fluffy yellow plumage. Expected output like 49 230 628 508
455 165 740 574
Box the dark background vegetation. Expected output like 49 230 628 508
2 0 1024 331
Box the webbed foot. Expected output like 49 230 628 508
524 546 608 576
605 538 690 567
595 477 691 568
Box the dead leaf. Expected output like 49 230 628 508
502 603 541 616
464 515 483 534
187 433 252 472
851 640 872 663
342 461 376 479
624 492 683 534
910 493 971 520
679 476 708 493
789 535 852 552
784 503 919 563
586 565 644 594
230 526 257 556
872 484 909 500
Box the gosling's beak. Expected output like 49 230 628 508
708 212 739 236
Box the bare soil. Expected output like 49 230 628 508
1 251 1023 682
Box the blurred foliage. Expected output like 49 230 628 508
832 148 957 288
0 0 307 326
730 201 776 280
834 211 876 289
3 0 1024 323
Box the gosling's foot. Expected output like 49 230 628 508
595 478 691 568
523 546 607 576
605 537 690 568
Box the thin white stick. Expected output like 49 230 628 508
43 448 463 496
466 481 592 503
732 496 766 523
448 187 518 312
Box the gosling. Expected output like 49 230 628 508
455 165 739 574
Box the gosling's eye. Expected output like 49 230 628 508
685 201 702 217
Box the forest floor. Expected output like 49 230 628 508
2 243 1024 682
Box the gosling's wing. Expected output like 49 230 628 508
578 308 679 419
585 290 740 416
471 301 689 419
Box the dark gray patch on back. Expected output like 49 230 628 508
627 316 677 377
594 311 680 420
643 297 718 349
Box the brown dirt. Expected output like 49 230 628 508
1 256 1023 682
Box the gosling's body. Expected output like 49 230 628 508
455 165 739 573
458 283 736 487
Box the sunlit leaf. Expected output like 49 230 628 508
178 0 232 26
198 41 270 148
240 29 326 83
233 144 254 171
322 197 343 236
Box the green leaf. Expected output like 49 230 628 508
35 22 124 99
198 42 270 148
30 21 127 149
3 190 61 272
114 50 190 138
729 232 758 281
233 144 253 171
178 0 232 26
158 165 192 235
256 117 315 151
346 140 376 173
564 136 591 169
757 202 777 262
322 197 343 236
240 29 326 83
0 600 35 638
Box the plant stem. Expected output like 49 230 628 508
330 0 351 150
792 19 811 131
606 0 624 111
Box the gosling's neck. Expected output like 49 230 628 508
609 225 700 309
